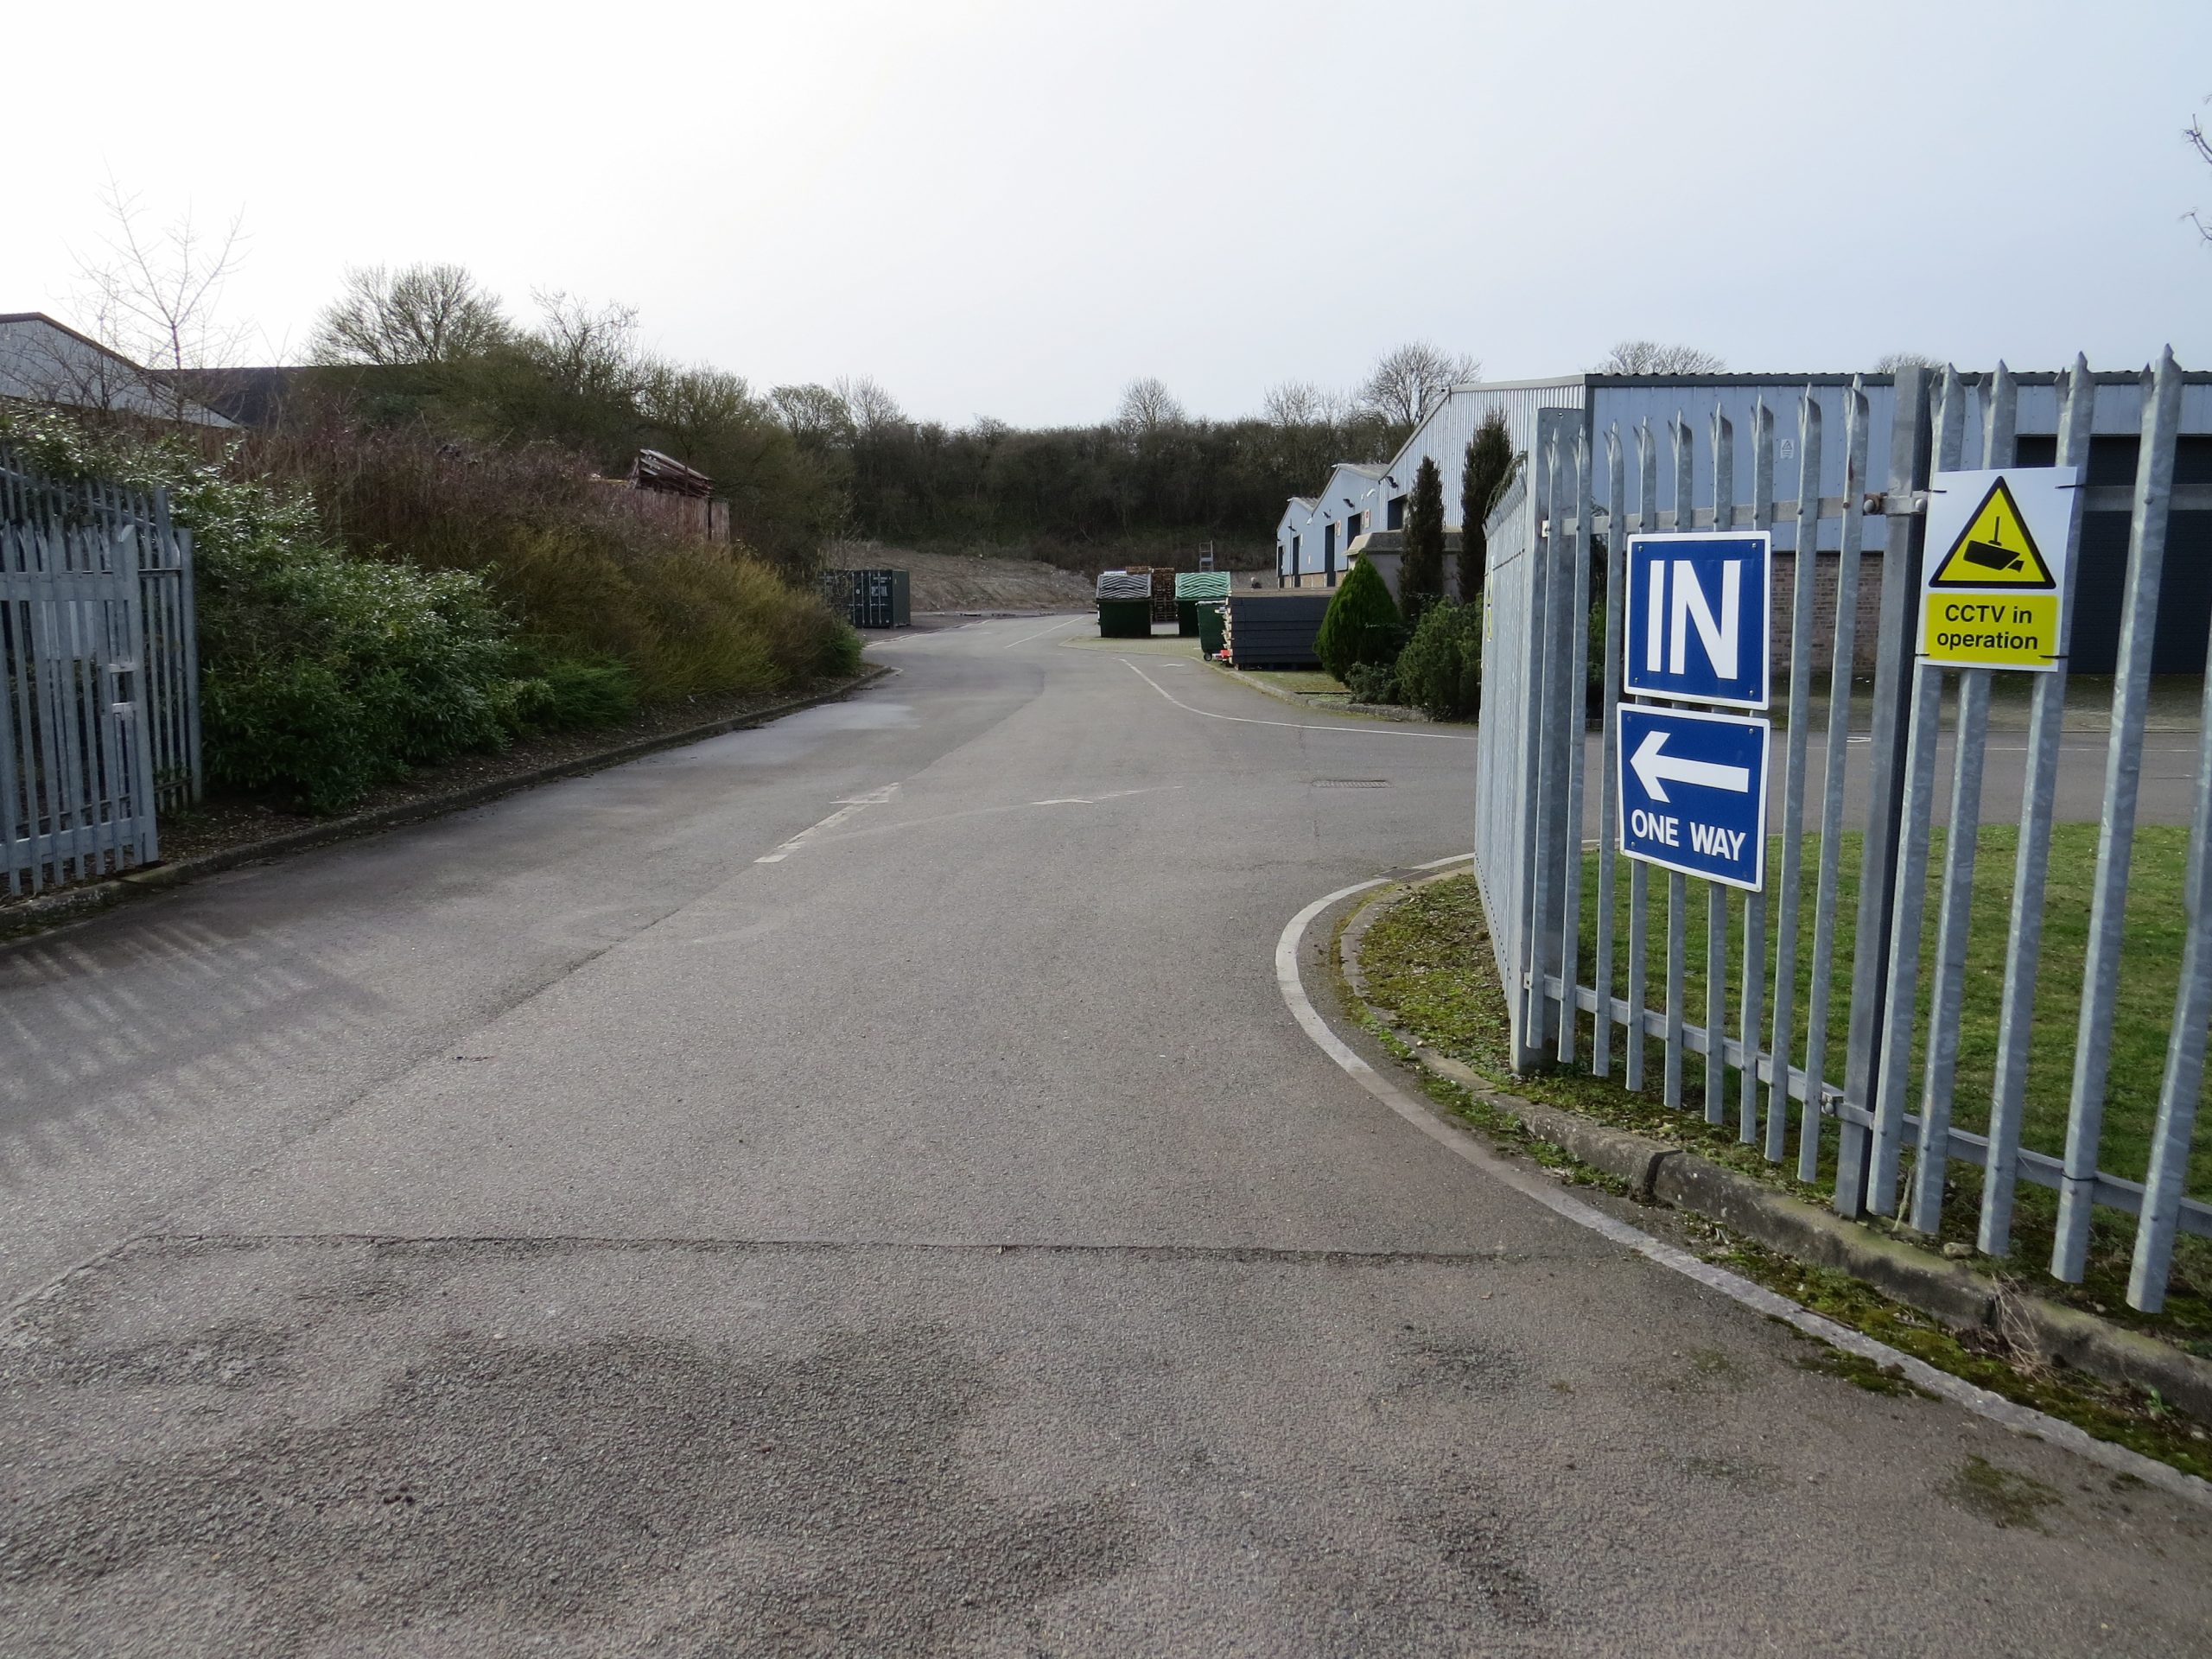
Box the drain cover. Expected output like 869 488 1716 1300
1312 779 1392 789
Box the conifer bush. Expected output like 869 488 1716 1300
1400 456 1446 622
1459 410 1514 601
1394 598 1483 721
1314 557 1403 682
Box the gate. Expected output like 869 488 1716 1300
1 514 159 893
0 442 200 817
1473 355 2212 1313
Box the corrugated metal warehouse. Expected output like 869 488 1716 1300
1274 496 1317 587
1281 368 2212 674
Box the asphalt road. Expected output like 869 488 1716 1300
3 617 2206 1656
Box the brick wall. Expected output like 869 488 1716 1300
1770 550 1885 676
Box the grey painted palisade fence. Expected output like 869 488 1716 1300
1474 356 2212 1313
0 442 200 893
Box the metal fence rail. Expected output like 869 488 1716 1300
1472 355 2212 1313
0 442 200 815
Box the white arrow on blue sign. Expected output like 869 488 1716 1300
1623 532 1771 710
1617 703 1770 890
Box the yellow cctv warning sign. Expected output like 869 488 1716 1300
1926 478 2055 588
1916 467 2077 672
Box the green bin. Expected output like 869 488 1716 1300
1176 600 1200 636
1195 601 1226 658
1098 598 1152 639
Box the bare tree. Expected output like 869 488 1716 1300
1872 351 1943 374
2190 105 2212 244
1356 342 1481 427
1262 381 1327 425
1597 340 1726 375
1116 376 1185 435
834 376 906 438
529 290 644 401
67 176 251 418
310 263 511 366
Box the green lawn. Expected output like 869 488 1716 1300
1239 668 1350 696
1571 824 2202 1198
1360 836 2212 1338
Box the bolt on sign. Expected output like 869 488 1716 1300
1916 467 2079 671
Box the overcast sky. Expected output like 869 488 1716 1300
8 0 2209 426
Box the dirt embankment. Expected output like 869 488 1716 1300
825 546 1096 613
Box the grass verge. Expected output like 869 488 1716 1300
1344 875 2212 1480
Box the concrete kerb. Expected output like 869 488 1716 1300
1334 867 2212 1427
0 664 899 949
1204 660 1433 724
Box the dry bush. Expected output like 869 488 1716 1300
246 419 855 701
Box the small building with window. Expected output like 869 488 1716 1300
1274 497 1316 588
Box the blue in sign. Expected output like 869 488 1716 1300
1617 704 1770 890
1623 532 1771 709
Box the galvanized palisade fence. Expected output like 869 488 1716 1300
1474 355 2212 1313
0 441 201 893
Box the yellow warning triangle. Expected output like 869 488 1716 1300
1928 477 2055 588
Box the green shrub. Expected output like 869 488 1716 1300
1401 456 1446 623
260 424 859 700
1315 558 1403 682
0 408 536 814
514 651 640 731
1395 599 1483 721
1 407 861 816
1344 661 1399 704
184 485 531 810
1460 410 1514 599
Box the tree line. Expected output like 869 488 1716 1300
303 267 1491 569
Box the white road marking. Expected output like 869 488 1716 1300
1120 659 1478 741
1276 865 2212 1511
755 785 899 863
1001 617 1084 648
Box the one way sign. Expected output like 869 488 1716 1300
1617 704 1770 890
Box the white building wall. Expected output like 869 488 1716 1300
0 315 232 427
1384 378 1587 531
1307 462 1388 585
1274 499 1316 586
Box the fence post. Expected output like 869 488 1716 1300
1980 359 2096 1255
1594 428 1627 1078
1504 468 1549 1072
1767 390 1823 1162
2054 349 2184 1281
1801 384 1872 1181
2130 597 2212 1308
1706 406 1735 1128
1624 423 1659 1094
1662 416 1694 1112
1557 429 1594 1065
1526 416 1581 1060
1867 370 1974 1217
1835 365 1932 1217
1908 365 2015 1233
1738 399 1775 1145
